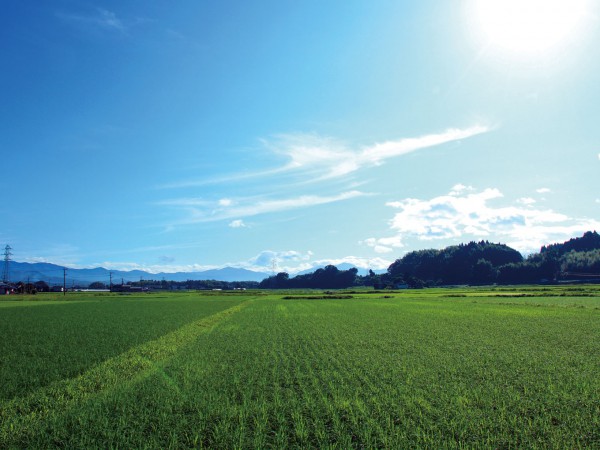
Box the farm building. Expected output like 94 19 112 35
0 283 15 295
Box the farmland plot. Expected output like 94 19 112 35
1 288 599 448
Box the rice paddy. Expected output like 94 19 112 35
1 286 599 448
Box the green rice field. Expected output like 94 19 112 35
1 286 599 448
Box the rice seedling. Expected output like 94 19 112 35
1 286 598 447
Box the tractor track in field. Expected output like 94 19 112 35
0 299 252 446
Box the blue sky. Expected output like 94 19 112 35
2 1 599 274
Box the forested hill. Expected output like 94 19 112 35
261 232 600 289
384 232 600 287
387 241 522 286
541 231 600 256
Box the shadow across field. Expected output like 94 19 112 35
0 294 242 401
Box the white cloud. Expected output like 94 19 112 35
44 250 391 276
57 8 126 32
156 198 210 207
269 125 491 180
239 250 391 273
158 125 491 232
517 197 536 205
361 236 404 254
92 261 215 274
449 184 474 196
162 125 492 189
158 166 291 190
243 250 314 273
96 9 125 30
303 256 392 272
386 187 508 240
360 125 490 168
266 133 354 174
373 186 600 255
165 190 368 224
536 187 551 194
228 219 246 228
250 250 312 266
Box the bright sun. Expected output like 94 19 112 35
470 0 589 55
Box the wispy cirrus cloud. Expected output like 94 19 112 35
157 125 490 229
56 8 126 32
360 125 490 169
363 185 600 254
265 125 491 180
160 166 292 189
159 190 369 224
160 125 492 189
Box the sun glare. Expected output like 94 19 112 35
469 0 590 55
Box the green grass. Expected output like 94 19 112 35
1 287 599 448
0 293 244 401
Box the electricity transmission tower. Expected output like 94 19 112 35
2 245 12 283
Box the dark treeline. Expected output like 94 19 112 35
382 231 600 287
386 241 522 286
260 231 600 289
110 279 260 290
260 265 359 289
13 232 599 292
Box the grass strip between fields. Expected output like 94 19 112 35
0 299 251 444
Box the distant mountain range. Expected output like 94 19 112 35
7 232 597 287
4 261 382 286
5 262 271 285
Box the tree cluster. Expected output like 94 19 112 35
259 265 359 289
128 279 260 290
378 232 600 287
385 241 523 286
10 232 600 292
258 232 600 290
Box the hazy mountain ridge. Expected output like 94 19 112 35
5 262 271 285
5 262 385 286
6 232 598 286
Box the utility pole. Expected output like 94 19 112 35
271 258 278 275
2 245 12 283
109 272 113 292
63 267 67 296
